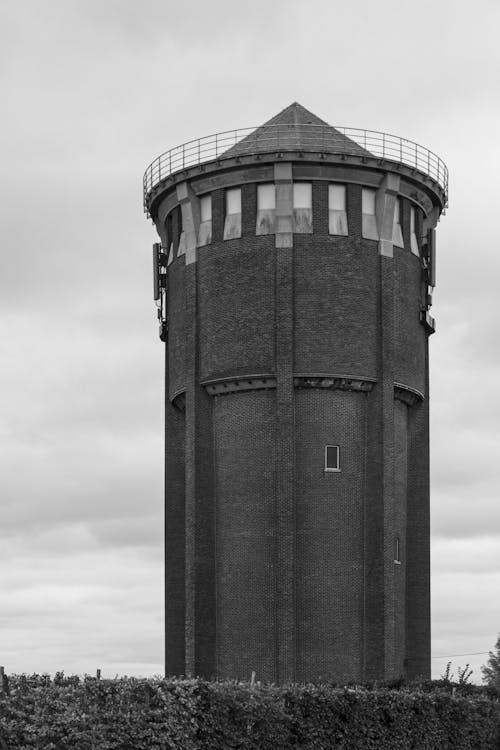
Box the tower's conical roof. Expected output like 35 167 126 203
223 102 370 158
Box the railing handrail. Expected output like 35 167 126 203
143 124 448 212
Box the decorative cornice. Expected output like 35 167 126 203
202 375 276 397
294 375 375 393
197 375 423 406
172 391 186 412
202 373 377 397
394 383 424 407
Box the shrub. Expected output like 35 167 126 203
0 674 499 749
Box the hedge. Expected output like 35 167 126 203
0 675 499 749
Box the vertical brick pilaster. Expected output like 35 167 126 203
406 341 431 679
364 248 396 681
380 253 396 678
274 163 295 682
184 259 216 678
164 344 186 677
364 387 385 680
184 262 197 676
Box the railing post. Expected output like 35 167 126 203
215 133 218 158
382 132 385 159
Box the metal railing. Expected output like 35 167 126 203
143 124 448 212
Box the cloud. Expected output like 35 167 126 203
0 542 163 676
0 0 498 681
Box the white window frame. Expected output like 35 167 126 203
292 182 313 233
324 445 340 473
257 183 276 210
392 198 404 248
328 184 348 236
224 187 242 240
410 206 419 256
256 183 276 235
362 187 378 240
198 194 212 246
200 194 212 223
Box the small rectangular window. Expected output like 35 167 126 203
226 187 241 215
177 205 186 256
224 187 242 240
392 198 404 247
293 182 312 233
324 445 340 472
362 187 378 240
362 188 376 215
200 194 212 222
293 183 312 208
394 536 401 564
257 184 276 210
198 194 212 246
329 184 348 235
410 206 419 256
256 184 276 235
166 213 175 264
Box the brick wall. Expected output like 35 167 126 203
167 260 186 398
213 390 277 681
164 350 186 676
293 234 379 377
197 236 275 381
394 399 408 676
394 241 426 394
295 388 366 682
158 164 433 684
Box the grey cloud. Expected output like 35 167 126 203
1 0 499 679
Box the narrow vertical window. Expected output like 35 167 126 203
198 194 212 246
223 187 242 240
293 182 312 233
410 206 419 255
324 445 340 472
166 212 174 264
392 198 404 248
328 184 348 236
394 536 401 564
362 188 378 240
256 184 276 235
177 204 186 256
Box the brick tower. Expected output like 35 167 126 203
143 103 448 683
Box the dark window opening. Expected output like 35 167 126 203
324 445 340 472
394 536 401 564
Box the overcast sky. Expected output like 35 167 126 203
1 0 499 682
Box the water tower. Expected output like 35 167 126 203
143 103 448 683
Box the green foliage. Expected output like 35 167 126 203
0 674 499 749
482 634 500 692
440 661 474 687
